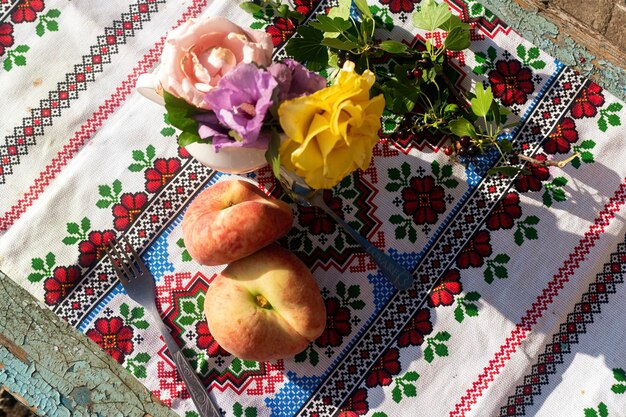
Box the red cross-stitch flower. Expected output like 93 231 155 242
294 0 319 15
570 83 604 119
515 154 550 193
456 230 492 269
339 388 369 416
543 117 578 154
316 297 351 347
78 230 116 267
397 308 433 346
112 192 148 231
44 266 81 305
0 23 14 56
365 348 401 387
266 17 297 47
299 190 343 235
11 0 44 23
144 158 181 193
428 269 462 307
486 192 522 230
196 321 230 356
488 59 535 106
402 176 446 225
86 317 134 363
379 0 420 13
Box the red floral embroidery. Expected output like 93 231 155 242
428 269 462 307
299 191 343 235
112 192 148 231
365 348 401 387
86 317 134 363
570 83 604 119
456 231 492 269
0 23 14 56
178 146 191 159
380 0 420 13
488 59 535 106
196 321 230 356
316 297 351 347
402 176 446 225
486 192 522 230
515 154 550 193
266 17 297 47
339 388 368 416
11 0 44 23
294 0 319 15
78 230 116 267
145 158 181 193
44 266 81 305
397 308 433 346
543 117 578 154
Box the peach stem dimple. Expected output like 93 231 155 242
255 294 272 309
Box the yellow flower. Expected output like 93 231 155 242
278 61 385 189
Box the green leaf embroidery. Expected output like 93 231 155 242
613 368 626 382
47 9 61 18
465 291 481 301
36 23 45 37
28 273 45 283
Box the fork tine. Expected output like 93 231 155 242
109 240 135 280
106 243 128 284
118 237 142 278
123 235 149 275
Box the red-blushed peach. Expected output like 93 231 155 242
182 179 293 266
204 244 326 361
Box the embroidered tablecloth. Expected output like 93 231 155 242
1 0 626 416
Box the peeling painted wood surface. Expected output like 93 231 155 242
0 272 177 417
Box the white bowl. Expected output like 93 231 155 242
184 142 268 174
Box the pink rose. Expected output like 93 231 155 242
157 17 273 109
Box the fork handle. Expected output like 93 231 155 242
173 350 221 417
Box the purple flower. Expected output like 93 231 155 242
269 59 326 101
194 112 232 150
203 63 277 150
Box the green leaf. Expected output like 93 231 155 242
473 65 486 75
3 57 13 71
487 46 497 60
471 83 493 117
328 0 351 19
542 190 553 207
14 55 26 66
62 236 79 245
28 273 45 283
514 229 524 246
159 126 175 136
494 254 510 263
286 26 328 71
389 215 405 225
465 291 481 301
113 179 122 195
474 52 488 63
46 20 59 31
131 307 144 319
499 139 513 153
611 384 626 394
244 407 257 417
182 301 196 314
401 162 412 178
391 384 402 403
613 368 626 382
350 300 366 310
67 222 80 234
379 40 408 54
347 285 360 298
14 45 29 53
233 402 244 417
571 157 581 169
412 0 453 32
484 267 494 284
294 349 307 363
442 164 453 178
404 371 420 381
552 188 567 202
395 224 407 239
608 114 621 126
81 217 91 233
385 182 402 192
145 146 156 160
309 15 351 33
584 408 598 417
132 150 145 162
47 8 61 17
579 140 596 149
444 26 470 51
321 38 359 51
239 1 262 14
163 90 200 133
134 353 150 363
449 117 477 138
434 331 451 341
431 160 440 177
524 215 540 225
230 358 242 373
128 163 144 172
98 184 112 197
423 345 434 363
598 403 608 417
179 316 196 326
465 303 479 316
176 238 185 248
36 23 45 36
524 227 538 240
487 166 529 177
309 347 319 365
598 117 608 132
387 168 401 181
443 179 459 188
46 252 56 269
530 60 546 70
182 250 192 262
372 413 389 417
133 320 149 329
434 343 449 357
454 304 464 323
439 14 469 32
494 265 508 279
528 47 540 59
403 383 417 397
178 131 203 148
353 0 373 18
336 281 346 298
133 365 147 378
516 44 526 61
607 102 623 112
265 130 281 179
250 22 265 30
120 303 130 318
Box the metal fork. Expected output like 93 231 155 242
106 237 220 417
